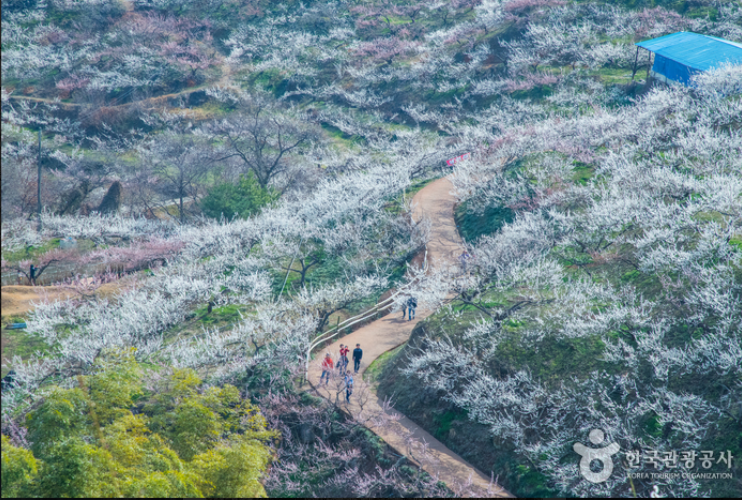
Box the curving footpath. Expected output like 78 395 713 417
308 176 512 498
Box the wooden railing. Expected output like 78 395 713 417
305 246 428 378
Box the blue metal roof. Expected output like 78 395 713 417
636 32 742 71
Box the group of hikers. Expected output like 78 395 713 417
317 295 419 403
320 343 363 402
315 249 472 404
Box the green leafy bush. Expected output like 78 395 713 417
455 201 514 243
2 350 276 498
200 173 278 220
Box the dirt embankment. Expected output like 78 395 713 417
1 282 129 373
2 286 76 320
1 280 129 320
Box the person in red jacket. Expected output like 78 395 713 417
320 353 334 385
339 344 350 375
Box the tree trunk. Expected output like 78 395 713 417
98 181 123 214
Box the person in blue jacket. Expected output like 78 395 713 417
407 296 417 320
344 373 354 403
352 344 363 373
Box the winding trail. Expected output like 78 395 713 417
308 176 512 498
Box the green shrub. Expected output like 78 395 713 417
200 173 278 220
3 350 276 498
455 201 514 243
1 436 38 498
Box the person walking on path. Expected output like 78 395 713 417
401 296 407 319
407 296 417 321
320 353 334 385
29 264 37 286
344 373 354 403
353 344 363 373
459 251 472 273
339 344 349 375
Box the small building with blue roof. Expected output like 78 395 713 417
635 32 742 85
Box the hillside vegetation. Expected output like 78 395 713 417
378 70 742 498
2 0 741 498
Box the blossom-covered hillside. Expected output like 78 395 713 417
2 0 741 497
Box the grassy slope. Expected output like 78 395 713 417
375 317 559 498
378 272 742 497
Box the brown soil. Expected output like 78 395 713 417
1 286 76 319
1 280 132 372
1 279 132 320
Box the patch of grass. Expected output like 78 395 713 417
621 269 642 282
385 255 417 288
494 334 612 387
320 122 365 148
432 408 468 441
503 318 526 329
511 464 555 498
4 316 27 324
357 426 388 464
572 161 594 185
386 17 412 26
640 411 663 439
271 252 346 298
693 211 726 224
1 327 51 377
199 97 236 116
249 68 292 97
306 257 346 287
511 84 554 101
685 6 718 21
663 321 705 350
161 302 254 346
364 343 405 385
1 238 61 264
424 84 470 105
194 304 245 327
621 267 663 298
592 67 635 85
455 201 514 243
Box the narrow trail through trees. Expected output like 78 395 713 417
8 62 235 113
2 175 512 495
308 176 512 498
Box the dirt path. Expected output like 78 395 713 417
8 59 235 113
309 176 512 498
